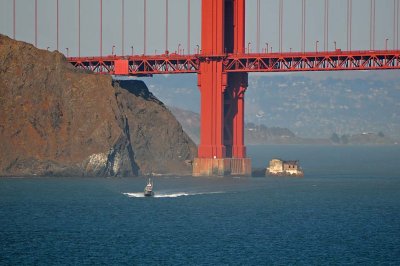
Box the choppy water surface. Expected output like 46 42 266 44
1 145 399 265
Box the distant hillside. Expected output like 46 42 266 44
246 74 400 139
146 72 400 140
244 123 329 145
168 106 324 145
168 106 200 144
329 132 395 145
169 106 397 145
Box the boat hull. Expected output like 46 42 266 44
144 191 154 197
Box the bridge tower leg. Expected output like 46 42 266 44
193 0 251 176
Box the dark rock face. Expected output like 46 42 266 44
0 35 196 177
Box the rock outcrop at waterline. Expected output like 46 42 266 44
0 35 197 177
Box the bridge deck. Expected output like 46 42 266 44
68 50 400 76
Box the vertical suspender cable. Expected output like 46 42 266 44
279 0 283 53
282 0 284 52
100 0 102 56
394 0 396 49
301 0 303 52
324 0 326 51
259 0 261 53
35 0 37 47
278 0 280 52
347 0 352 51
256 0 260 53
302 0 306 52
78 0 80 56
13 0 16 39
188 0 190 54
144 0 146 55
57 0 59 51
370 0 375 50
373 0 375 50
79 0 81 56
281 0 283 52
304 0 306 52
257 0 260 53
122 0 124 56
396 0 400 50
350 0 352 50
370 0 372 49
346 0 348 51
325 0 329 51
166 0 168 52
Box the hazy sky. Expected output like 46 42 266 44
0 0 398 57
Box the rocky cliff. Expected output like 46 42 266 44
0 35 196 177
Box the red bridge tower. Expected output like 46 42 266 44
193 0 252 176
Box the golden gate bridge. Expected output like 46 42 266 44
3 0 400 176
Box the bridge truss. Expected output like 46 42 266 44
68 50 400 76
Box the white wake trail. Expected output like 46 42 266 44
123 191 224 198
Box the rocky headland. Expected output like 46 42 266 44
0 35 196 177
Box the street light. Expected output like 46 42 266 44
131 46 134 56
265 42 269 53
178 43 181 54
66 47 69 57
112 45 115 55
247 42 251 53
256 110 265 131
334 41 337 50
290 47 292 53
385 38 389 50
196 44 200 54
270 46 272 53
315 40 319 52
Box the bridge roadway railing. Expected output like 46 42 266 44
67 50 400 76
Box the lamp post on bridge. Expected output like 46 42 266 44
178 43 181 54
247 42 251 53
315 40 319 52
131 46 134 56
66 47 69 57
265 42 269 53
385 38 389 50
112 45 115 56
196 44 200 54
334 41 337 50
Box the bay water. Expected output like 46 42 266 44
1 145 399 265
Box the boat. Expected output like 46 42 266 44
144 178 154 197
266 159 304 177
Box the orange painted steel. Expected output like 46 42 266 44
224 0 247 160
197 0 226 159
68 50 400 75
224 50 400 72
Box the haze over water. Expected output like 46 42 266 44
1 145 399 265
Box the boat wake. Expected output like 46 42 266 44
123 191 223 198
